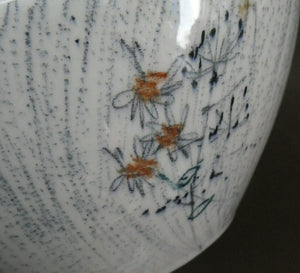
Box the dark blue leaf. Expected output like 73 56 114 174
189 194 215 220
157 173 177 190
177 165 200 189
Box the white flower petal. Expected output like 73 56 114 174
110 175 125 192
144 102 159 119
181 104 189 125
156 94 174 106
112 90 134 109
160 80 183 95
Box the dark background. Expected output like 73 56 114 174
174 27 300 273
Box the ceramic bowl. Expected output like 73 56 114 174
0 1 299 272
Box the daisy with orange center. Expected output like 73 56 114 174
112 40 183 128
120 157 158 179
155 123 184 149
141 105 203 162
103 138 158 196
132 72 168 103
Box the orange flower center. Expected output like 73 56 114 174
133 72 168 103
120 157 158 179
156 123 184 148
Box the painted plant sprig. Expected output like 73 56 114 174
104 6 252 221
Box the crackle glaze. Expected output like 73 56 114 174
0 1 299 273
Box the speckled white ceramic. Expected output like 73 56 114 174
0 1 299 273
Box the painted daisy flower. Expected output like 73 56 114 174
112 39 183 128
140 104 203 162
103 137 157 196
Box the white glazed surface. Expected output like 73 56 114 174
0 1 299 273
